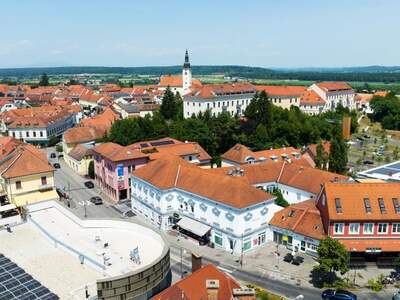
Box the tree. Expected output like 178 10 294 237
272 188 289 207
47 135 59 147
39 73 49 86
88 161 95 179
328 124 348 174
315 141 325 169
160 86 179 120
314 237 349 284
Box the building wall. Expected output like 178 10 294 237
6 172 55 197
269 96 300 110
309 84 355 110
329 221 400 238
270 225 320 254
130 176 282 255
65 154 92 176
299 104 326 116
183 94 254 119
94 155 148 202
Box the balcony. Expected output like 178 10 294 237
38 184 53 191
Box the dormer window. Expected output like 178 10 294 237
378 197 387 214
364 198 372 213
335 198 342 213
393 198 400 214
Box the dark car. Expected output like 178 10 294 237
50 153 57 159
363 160 374 165
56 187 65 198
53 163 61 169
322 289 357 300
84 181 94 189
292 256 304 266
90 196 103 205
283 253 293 263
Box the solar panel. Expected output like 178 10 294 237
0 254 58 299
367 167 399 175
388 162 400 170
150 140 175 147
140 143 149 148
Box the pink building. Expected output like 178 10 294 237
92 142 149 202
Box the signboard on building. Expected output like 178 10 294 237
117 164 124 182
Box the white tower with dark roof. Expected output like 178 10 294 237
182 49 192 91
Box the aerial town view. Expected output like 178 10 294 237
1 1 400 299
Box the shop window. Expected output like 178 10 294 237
243 240 251 251
214 234 223 246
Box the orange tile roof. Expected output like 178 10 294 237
63 127 104 144
322 182 400 221
255 85 306 97
92 142 148 162
269 199 326 240
189 83 256 99
306 141 330 159
159 75 202 88
150 264 240 300
68 144 93 161
0 137 22 160
79 107 119 134
211 161 347 194
315 82 353 92
355 93 374 104
338 239 400 252
300 90 326 105
374 90 389 97
0 144 54 178
133 155 273 209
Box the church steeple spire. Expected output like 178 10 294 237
183 49 190 69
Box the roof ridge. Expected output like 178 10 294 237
277 162 286 182
292 207 308 231
174 164 181 187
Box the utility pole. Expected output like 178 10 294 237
84 200 87 218
240 233 243 268
180 247 183 278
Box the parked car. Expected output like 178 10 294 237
53 163 61 169
292 256 304 266
58 154 64 158
363 160 374 165
84 181 95 189
393 290 400 300
283 253 293 263
56 187 65 198
322 289 357 300
50 153 57 159
90 196 103 205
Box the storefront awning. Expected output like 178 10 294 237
177 216 211 237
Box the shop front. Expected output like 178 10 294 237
176 216 211 246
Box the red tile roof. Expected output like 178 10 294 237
92 142 148 162
133 155 274 209
338 239 400 252
255 85 306 97
321 182 400 221
315 82 353 92
79 108 119 134
188 83 256 99
0 137 22 160
269 199 326 240
150 264 240 300
63 127 104 144
300 90 325 106
159 75 202 88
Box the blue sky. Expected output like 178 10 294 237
1 0 399 68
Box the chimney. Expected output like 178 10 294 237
206 279 219 300
191 253 202 273
232 288 256 299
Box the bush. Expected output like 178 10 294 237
56 144 63 153
366 276 384 292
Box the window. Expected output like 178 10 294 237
378 223 388 234
364 198 372 213
26 131 29 137
333 223 344 234
392 223 400 234
363 223 374 234
243 239 251 251
214 234 223 246
349 223 360 234
393 198 400 214
41 176 47 185
33 132 36 137
335 198 342 213
378 197 387 214
16 181 22 189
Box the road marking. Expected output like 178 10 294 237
78 200 92 206
217 266 233 274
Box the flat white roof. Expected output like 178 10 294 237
27 202 165 277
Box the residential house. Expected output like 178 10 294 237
79 107 119 135
299 90 327 115
0 142 57 207
131 155 281 254
66 144 94 176
92 142 149 202
255 85 306 109
309 82 355 110
221 143 308 167
151 264 255 300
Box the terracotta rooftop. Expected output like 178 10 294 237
306 141 331 160
338 239 400 252
63 127 104 144
315 82 353 92
150 264 241 300
188 83 256 99
79 107 119 134
321 182 400 221
159 75 202 88
133 155 274 209
68 144 93 161
255 85 306 97
0 144 54 178
0 136 22 160
300 90 326 106
269 199 326 240
92 142 148 162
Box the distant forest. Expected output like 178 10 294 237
1 65 400 83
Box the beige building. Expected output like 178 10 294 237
0 143 57 207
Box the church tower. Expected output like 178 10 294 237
182 49 192 91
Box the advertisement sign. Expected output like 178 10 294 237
117 164 124 181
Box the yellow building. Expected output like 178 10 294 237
65 144 93 176
0 144 58 207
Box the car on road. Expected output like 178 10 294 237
90 196 103 205
56 187 66 198
393 290 400 300
363 160 374 165
84 181 95 189
50 153 57 159
53 163 61 169
322 289 357 300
